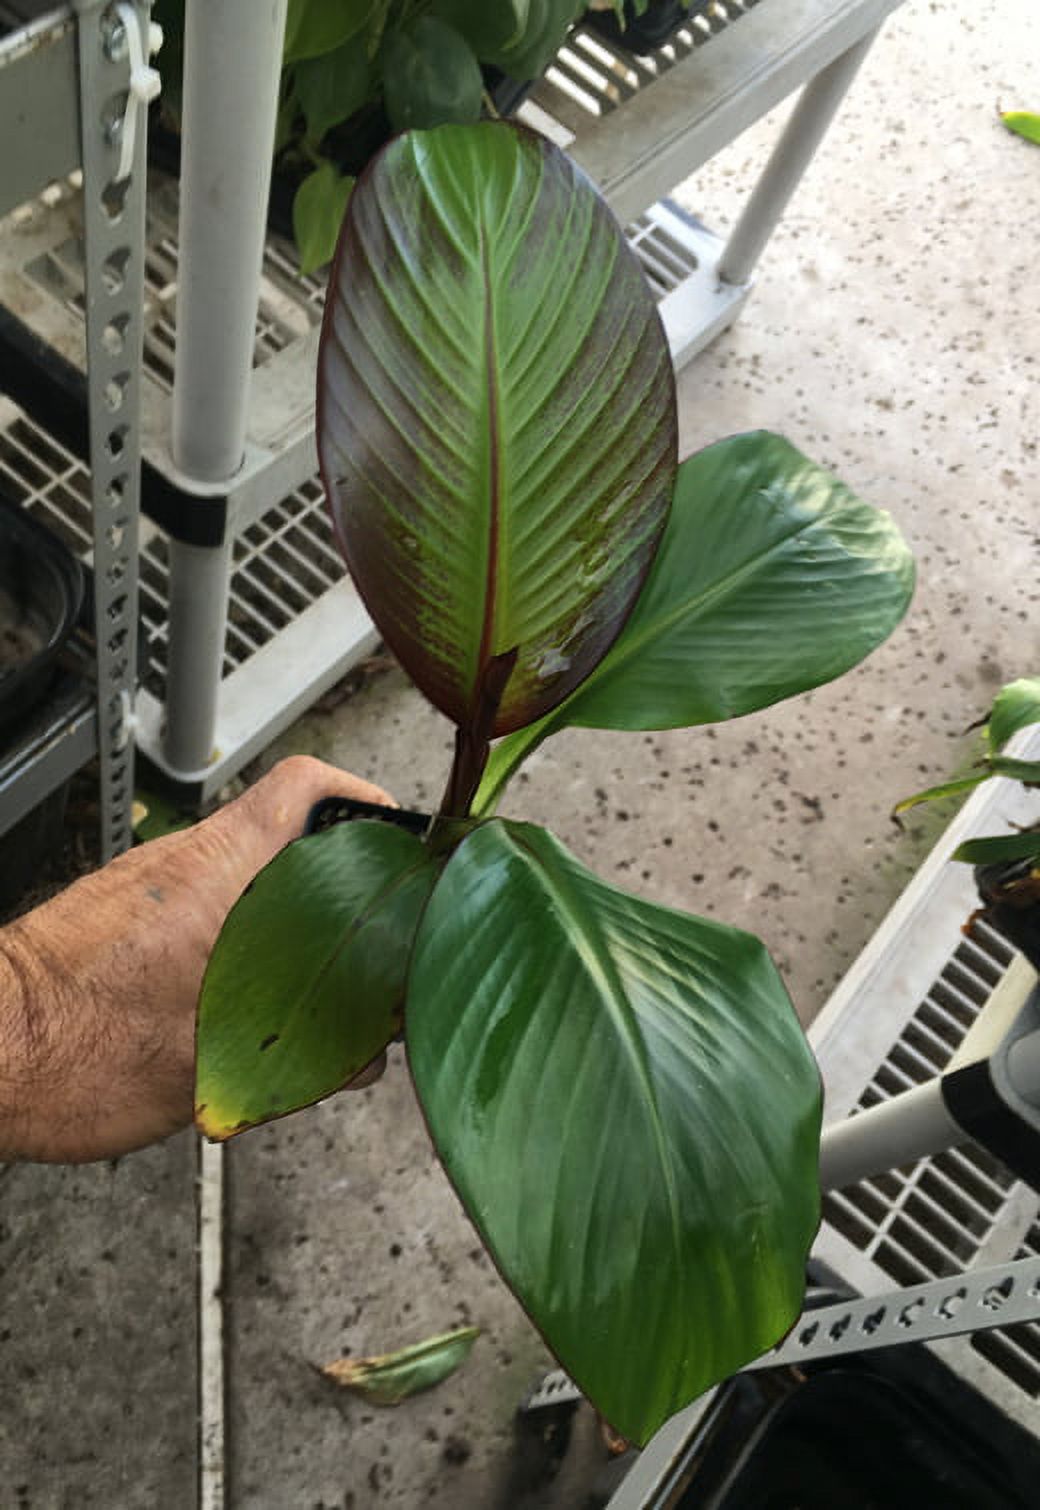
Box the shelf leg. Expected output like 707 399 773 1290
162 538 235 776
164 0 288 776
717 26 881 289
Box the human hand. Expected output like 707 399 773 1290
0 757 393 1163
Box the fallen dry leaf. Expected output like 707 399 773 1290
320 1325 479 1405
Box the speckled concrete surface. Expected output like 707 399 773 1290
0 1135 198 1507
4 1 1039 1505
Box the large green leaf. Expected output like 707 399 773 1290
195 822 439 1139
476 432 914 811
317 122 677 739
407 820 821 1445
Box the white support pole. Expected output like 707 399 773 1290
162 539 235 774
717 27 880 289
1006 1029 1040 1109
163 0 288 775
818 1079 963 1195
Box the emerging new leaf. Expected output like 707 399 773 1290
317 121 677 738
407 820 822 1445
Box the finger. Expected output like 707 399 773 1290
213 756 397 866
262 754 396 815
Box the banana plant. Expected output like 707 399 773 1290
195 121 915 1445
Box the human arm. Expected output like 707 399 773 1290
0 756 392 1164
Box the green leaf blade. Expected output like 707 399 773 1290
293 41 372 142
953 831 1040 866
989 756 1040 785
986 677 1040 754
293 163 355 276
564 432 915 732
481 0 581 80
382 18 483 132
407 820 821 1444
892 772 989 818
195 821 439 1139
317 121 677 737
284 0 380 63
474 432 914 812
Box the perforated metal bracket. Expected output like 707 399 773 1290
74 0 151 859
748 1254 1040 1371
523 1255 1040 1413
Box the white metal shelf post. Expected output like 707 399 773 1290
164 0 288 777
74 0 154 859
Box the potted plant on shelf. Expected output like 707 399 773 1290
896 676 1040 962
193 120 914 1445
152 0 585 271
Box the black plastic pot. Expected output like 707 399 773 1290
974 856 1040 971
586 0 716 55
305 794 430 840
0 782 71 916
671 1348 1040 1509
0 493 84 736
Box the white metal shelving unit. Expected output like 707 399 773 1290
0 0 153 858
0 0 904 803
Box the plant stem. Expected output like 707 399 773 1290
440 730 491 819
438 647 519 819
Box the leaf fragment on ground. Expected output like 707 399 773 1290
1002 110 1040 145
320 1326 480 1405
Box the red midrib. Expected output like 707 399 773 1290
473 231 501 719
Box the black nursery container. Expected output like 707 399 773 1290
586 0 717 56
0 492 84 735
974 855 1040 972
0 493 85 911
665 1348 1040 1509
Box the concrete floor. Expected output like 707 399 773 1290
3 0 1039 1504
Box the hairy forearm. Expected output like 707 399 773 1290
0 857 200 1163
0 757 393 1164
0 923 62 1160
